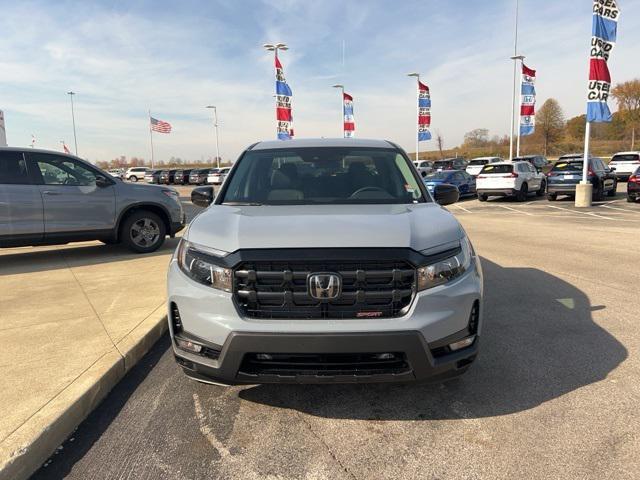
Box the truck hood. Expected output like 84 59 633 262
186 204 464 253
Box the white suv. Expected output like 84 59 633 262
125 166 150 182
609 152 640 181
207 167 231 185
413 160 433 177
466 157 502 177
476 161 546 202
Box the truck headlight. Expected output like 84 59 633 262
177 240 232 292
417 237 472 291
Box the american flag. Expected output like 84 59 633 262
150 117 172 133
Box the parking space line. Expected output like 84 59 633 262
451 204 472 213
497 205 534 216
600 204 639 214
546 205 615 220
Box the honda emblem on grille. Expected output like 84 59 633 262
308 273 342 300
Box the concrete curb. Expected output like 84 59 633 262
0 310 168 480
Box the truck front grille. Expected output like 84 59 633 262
234 259 416 319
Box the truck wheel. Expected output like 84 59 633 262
536 180 546 197
593 183 604 201
130 176 138 182
607 183 617 197
121 210 166 253
478 194 488 202
547 193 557 201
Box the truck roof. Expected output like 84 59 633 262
251 138 396 151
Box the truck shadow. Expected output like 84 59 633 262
239 258 627 420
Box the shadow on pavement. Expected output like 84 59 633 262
0 237 181 275
30 335 173 480
240 257 627 420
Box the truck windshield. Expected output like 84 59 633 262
220 147 428 205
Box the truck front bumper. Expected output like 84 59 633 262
174 330 479 385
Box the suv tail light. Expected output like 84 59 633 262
629 175 639 184
509 172 519 178
587 168 595 177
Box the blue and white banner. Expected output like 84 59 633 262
587 0 620 122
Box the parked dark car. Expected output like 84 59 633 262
433 158 467 171
514 155 549 173
159 169 179 184
173 169 192 185
546 155 617 201
189 168 211 185
423 170 476 198
627 166 640 203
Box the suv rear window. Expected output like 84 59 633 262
469 159 488 166
220 147 427 205
480 164 512 174
611 154 639 162
552 162 583 172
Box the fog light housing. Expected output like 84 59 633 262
448 335 476 352
176 337 204 354
373 353 395 360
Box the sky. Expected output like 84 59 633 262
0 0 639 164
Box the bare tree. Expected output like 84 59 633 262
436 132 445 159
535 99 565 156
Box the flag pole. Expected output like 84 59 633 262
148 110 155 169
416 76 420 161
516 58 522 158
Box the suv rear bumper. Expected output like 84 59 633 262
174 330 479 385
547 183 578 195
477 188 516 197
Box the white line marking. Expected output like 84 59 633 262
192 393 233 459
601 204 639 214
497 205 534 216
452 204 472 213
546 205 615 220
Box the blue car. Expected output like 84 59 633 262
424 170 476 197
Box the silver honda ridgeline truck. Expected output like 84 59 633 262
168 139 483 385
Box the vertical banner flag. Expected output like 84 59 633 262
275 55 294 140
587 0 620 122
343 93 355 138
520 64 536 136
418 81 432 141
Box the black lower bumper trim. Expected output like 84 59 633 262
175 331 478 385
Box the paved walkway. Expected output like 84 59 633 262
0 238 180 480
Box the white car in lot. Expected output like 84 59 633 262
207 167 231 185
476 161 546 202
608 152 640 181
413 160 433 177
465 157 502 177
125 166 150 182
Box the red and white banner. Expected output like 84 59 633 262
343 92 355 138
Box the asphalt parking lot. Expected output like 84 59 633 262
32 184 640 480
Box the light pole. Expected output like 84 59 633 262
407 73 421 161
263 43 289 139
67 91 78 156
206 106 221 168
508 0 521 162
510 55 525 160
332 84 344 137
